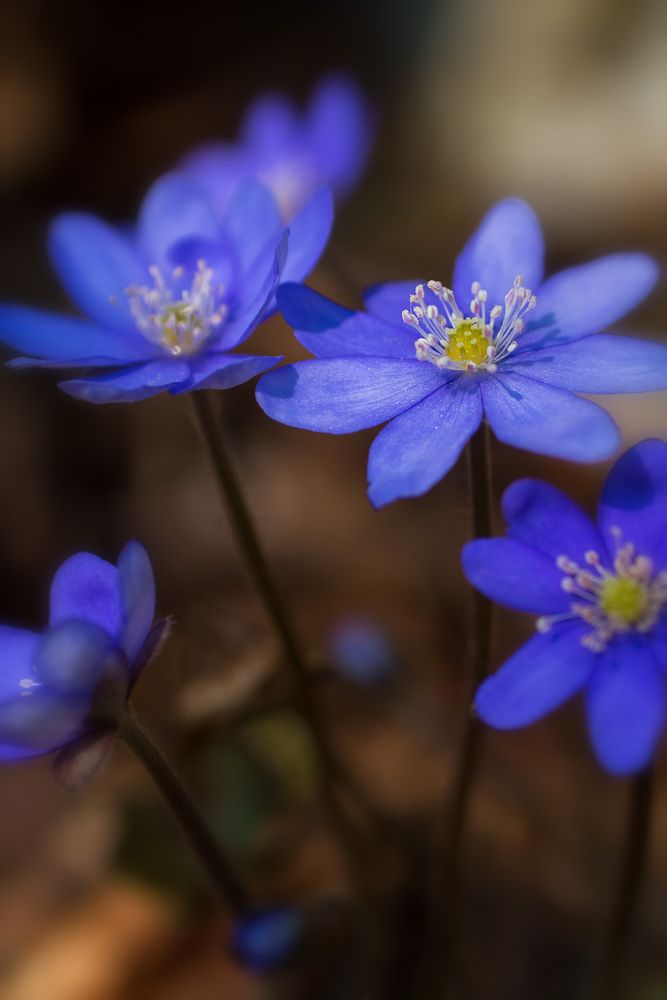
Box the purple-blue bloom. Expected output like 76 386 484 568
0 541 157 761
256 198 664 508
0 172 333 403
182 74 374 221
463 440 667 775
231 907 304 972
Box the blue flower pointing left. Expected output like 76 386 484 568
256 198 664 507
0 541 160 761
0 172 333 403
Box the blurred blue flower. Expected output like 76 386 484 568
464 440 667 775
0 173 333 403
0 541 157 761
182 74 374 220
327 618 397 685
256 198 663 507
231 906 303 972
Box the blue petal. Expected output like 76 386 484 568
59 358 191 404
279 188 333 285
138 172 219 265
180 143 249 215
482 372 620 462
363 281 420 327
223 179 282 278
0 626 40 701
277 284 415 359
173 353 281 393
586 638 664 775
50 552 122 639
118 541 155 663
0 688 89 754
453 199 544 313
475 623 594 728
501 479 607 563
49 214 143 333
367 378 481 506
36 620 113 692
510 333 667 393
242 93 299 154
598 439 667 565
462 538 569 614
256 358 446 433
217 232 288 351
307 74 374 195
522 254 659 350
0 306 152 364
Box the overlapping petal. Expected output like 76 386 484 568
50 552 122 639
117 541 155 662
598 439 667 564
59 359 191 404
138 172 219 265
462 538 570 614
501 479 607 563
0 307 152 364
279 189 333 286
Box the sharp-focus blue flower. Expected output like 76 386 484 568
463 440 667 775
182 74 374 220
256 198 664 508
0 541 158 761
0 172 333 403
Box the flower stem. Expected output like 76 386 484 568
189 391 366 893
591 766 654 1000
118 708 249 911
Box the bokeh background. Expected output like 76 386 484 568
0 1 666 997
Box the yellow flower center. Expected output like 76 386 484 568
599 575 649 625
445 318 490 367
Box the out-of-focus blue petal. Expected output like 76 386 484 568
180 143 249 215
277 284 415 359
173 353 280 393
231 907 303 972
363 281 420 328
279 188 333 285
49 213 143 333
586 638 665 775
482 372 620 462
241 93 299 154
462 538 570 614
217 232 287 351
475 623 594 728
0 626 40 701
117 542 155 663
307 74 374 195
453 199 544 314
598 440 667 564
0 688 90 754
501 479 607 563
510 333 667 392
167 235 238 290
224 179 282 278
0 307 152 363
256 358 446 434
138 172 219 265
36 620 112 692
50 552 122 639
59 358 191 403
366 378 480 506
522 254 659 350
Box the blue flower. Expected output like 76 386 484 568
463 440 667 775
327 618 398 685
0 172 333 403
231 907 304 972
256 198 663 507
0 541 158 761
182 74 374 220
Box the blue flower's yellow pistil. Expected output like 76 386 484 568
125 260 227 357
403 276 536 374
537 528 667 652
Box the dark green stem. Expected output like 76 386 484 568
119 708 248 911
591 766 654 1000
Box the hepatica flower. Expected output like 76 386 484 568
0 541 157 761
182 74 374 220
464 440 667 774
0 172 332 403
256 199 664 507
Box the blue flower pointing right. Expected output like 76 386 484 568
256 198 664 507
464 440 667 775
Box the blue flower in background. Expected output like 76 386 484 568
464 440 667 775
231 907 304 972
0 541 157 761
0 172 333 403
182 74 374 220
256 198 664 507
327 618 397 685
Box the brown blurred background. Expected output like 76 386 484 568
0 1 666 998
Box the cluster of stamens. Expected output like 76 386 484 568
403 276 536 373
125 260 227 357
537 528 667 652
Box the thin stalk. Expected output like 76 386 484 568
591 766 654 1000
189 391 367 894
118 708 248 911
